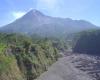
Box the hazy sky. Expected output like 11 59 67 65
0 0 100 26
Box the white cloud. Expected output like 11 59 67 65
12 11 26 19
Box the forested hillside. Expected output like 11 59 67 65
0 33 68 80
73 29 100 55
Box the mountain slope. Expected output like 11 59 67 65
0 9 99 37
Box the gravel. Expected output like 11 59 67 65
36 53 95 80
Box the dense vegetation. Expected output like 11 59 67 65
73 29 100 55
0 33 68 80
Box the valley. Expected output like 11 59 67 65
1 0 100 80
0 9 100 80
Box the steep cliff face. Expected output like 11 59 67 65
73 29 100 55
0 34 60 80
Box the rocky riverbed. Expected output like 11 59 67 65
71 53 100 80
36 52 100 80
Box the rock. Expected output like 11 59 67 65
37 54 93 80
